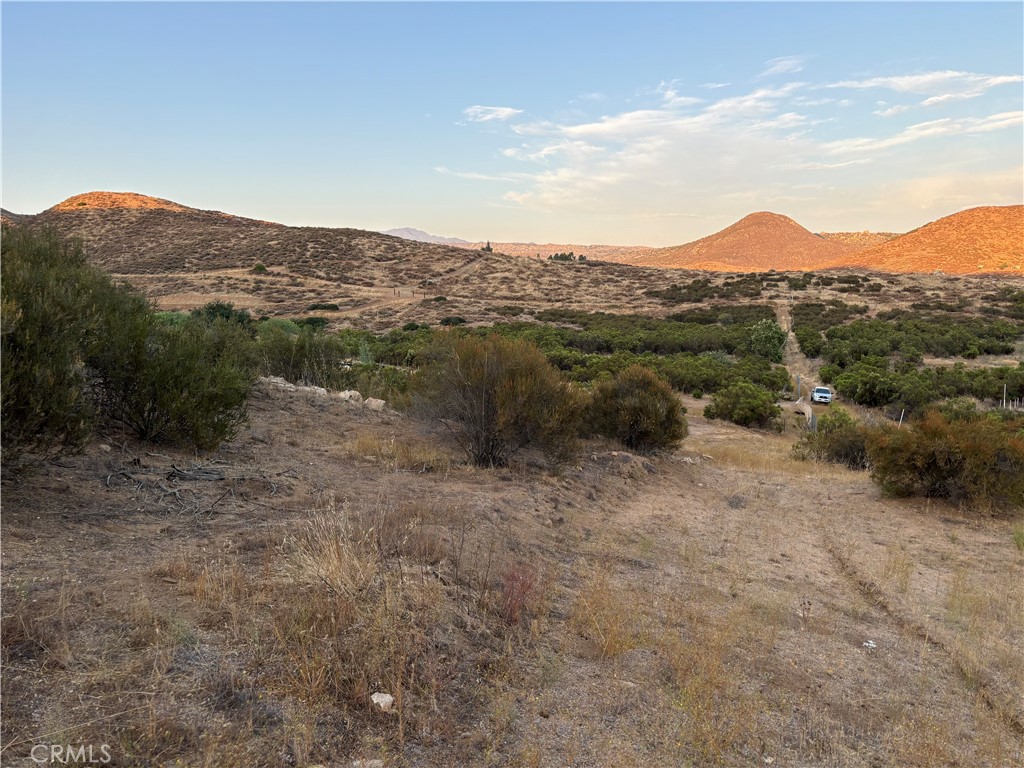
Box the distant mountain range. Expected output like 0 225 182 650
381 227 471 245
6 191 1022 275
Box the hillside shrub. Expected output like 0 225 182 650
1 226 255 457
1 226 102 460
865 410 1024 512
191 301 253 331
587 365 688 453
412 335 582 467
793 406 868 468
703 382 782 430
89 312 254 450
440 316 466 326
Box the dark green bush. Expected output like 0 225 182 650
256 324 348 388
865 410 1024 512
2 227 256 457
250 263 268 274
1 226 102 460
793 406 868 468
191 301 253 330
89 312 254 450
440 316 467 326
307 302 340 311
412 335 582 468
703 382 782 430
587 365 687 453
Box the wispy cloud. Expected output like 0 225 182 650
434 166 530 182
699 82 730 90
759 55 809 78
824 111 1023 154
830 70 1022 114
463 105 523 122
449 62 1022 236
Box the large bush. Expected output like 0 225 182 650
1 226 102 460
412 335 582 467
793 406 868 468
703 382 782 430
588 365 687 453
865 410 1024 512
88 301 254 449
1 226 254 458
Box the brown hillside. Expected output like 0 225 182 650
455 241 656 262
51 191 195 213
819 231 900 249
824 205 1024 275
30 192 490 285
613 212 859 272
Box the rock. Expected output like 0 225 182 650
365 397 386 411
370 692 395 712
337 390 363 402
98 444 112 453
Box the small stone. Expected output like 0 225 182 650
98 444 112 453
370 692 395 712
365 397 386 411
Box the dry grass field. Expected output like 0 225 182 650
2 381 1022 767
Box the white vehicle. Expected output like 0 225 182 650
811 386 833 404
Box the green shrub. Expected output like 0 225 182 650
190 301 253 330
440 316 466 326
307 302 340 311
2 227 256 457
256 324 347 388
88 312 254 450
793 406 868 468
1 226 102 460
411 335 582 468
587 365 687 453
865 410 1024 512
746 318 787 362
250 263 268 274
703 382 782 430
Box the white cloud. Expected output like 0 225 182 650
824 111 1023 154
463 105 523 122
448 63 1022 239
700 82 730 89
759 55 809 78
830 70 1022 109
873 104 911 117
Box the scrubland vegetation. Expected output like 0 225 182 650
3 228 1023 766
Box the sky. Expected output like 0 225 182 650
2 2 1022 246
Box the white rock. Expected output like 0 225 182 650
370 692 395 712
337 390 363 402
366 397 386 411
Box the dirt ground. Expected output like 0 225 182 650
2 380 1022 767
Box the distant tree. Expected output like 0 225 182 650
481 241 493 253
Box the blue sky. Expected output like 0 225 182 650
3 2 1022 245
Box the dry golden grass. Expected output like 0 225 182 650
348 429 453 474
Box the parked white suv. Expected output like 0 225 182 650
811 386 833 404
